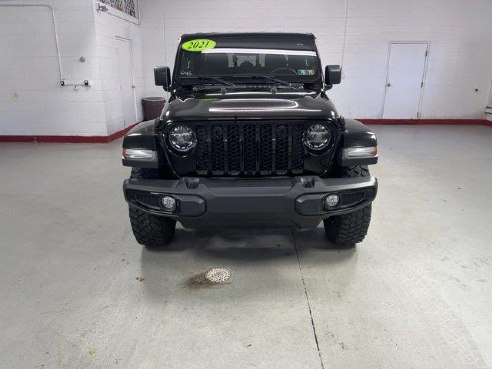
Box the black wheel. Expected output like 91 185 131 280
323 165 372 248
128 168 176 248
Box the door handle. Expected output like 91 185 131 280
386 83 391 87
132 85 136 89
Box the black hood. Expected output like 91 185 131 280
163 92 339 122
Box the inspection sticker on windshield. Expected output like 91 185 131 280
298 69 315 76
182 39 216 52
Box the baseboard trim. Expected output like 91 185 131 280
358 119 490 126
0 122 140 143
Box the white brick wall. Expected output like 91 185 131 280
0 0 143 137
139 0 492 120
0 0 107 136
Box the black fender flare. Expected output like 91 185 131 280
122 120 159 168
338 118 378 166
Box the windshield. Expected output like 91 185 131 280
176 47 321 85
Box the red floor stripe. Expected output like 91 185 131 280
358 119 489 125
0 122 140 143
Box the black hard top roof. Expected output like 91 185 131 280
180 33 317 51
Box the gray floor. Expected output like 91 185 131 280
1 125 491 369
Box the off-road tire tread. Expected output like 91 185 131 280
129 208 175 248
128 168 176 248
341 165 370 178
324 165 372 247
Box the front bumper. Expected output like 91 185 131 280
123 176 377 229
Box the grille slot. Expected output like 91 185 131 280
195 125 209 174
211 125 225 174
227 125 241 175
243 124 257 174
275 125 289 174
259 124 273 174
291 124 305 173
187 122 330 176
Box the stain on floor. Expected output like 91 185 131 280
184 270 231 290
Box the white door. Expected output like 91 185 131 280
116 38 137 127
383 43 428 119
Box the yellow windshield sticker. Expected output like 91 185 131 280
182 39 216 52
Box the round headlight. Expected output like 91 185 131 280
168 125 196 152
303 124 331 151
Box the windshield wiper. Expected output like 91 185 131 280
195 76 235 87
240 75 292 87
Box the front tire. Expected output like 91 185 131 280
323 165 373 248
128 168 176 248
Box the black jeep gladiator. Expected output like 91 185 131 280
122 33 378 248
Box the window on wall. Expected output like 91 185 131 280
100 0 138 18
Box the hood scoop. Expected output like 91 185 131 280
167 95 337 120
208 98 299 114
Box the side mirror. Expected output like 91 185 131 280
154 66 171 91
325 65 342 87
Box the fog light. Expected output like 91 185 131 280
324 194 340 209
161 196 176 211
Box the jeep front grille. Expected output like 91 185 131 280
193 122 305 176
163 121 342 177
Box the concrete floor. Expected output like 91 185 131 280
0 125 491 369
